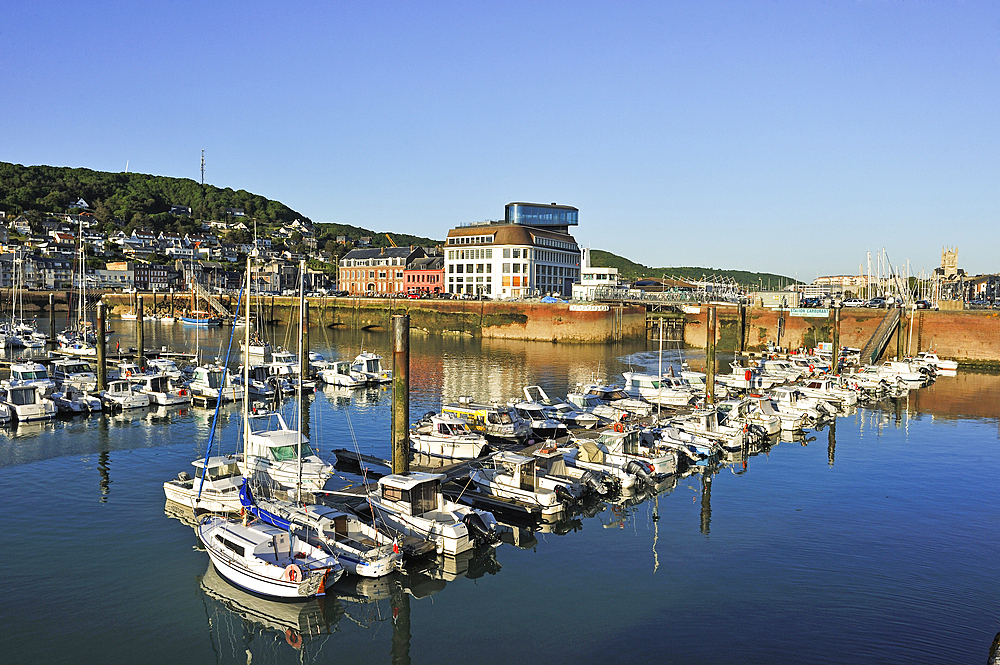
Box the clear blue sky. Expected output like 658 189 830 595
3 1 997 279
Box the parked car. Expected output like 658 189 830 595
914 300 938 310
843 298 866 307
867 297 887 308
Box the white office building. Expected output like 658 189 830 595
444 203 581 299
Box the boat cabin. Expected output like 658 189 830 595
5 385 41 406
246 412 316 461
377 472 445 517
9 362 55 390
490 451 539 491
441 399 528 441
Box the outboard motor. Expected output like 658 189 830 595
579 470 611 496
623 459 655 487
462 512 499 546
553 484 578 506
178 471 191 482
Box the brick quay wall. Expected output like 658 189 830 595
682 305 1000 367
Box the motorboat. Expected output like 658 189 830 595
669 406 755 451
759 359 806 382
649 426 721 467
510 401 569 441
468 451 577 517
565 427 678 482
51 358 98 391
366 471 501 555
767 386 827 422
564 390 629 424
188 364 245 403
163 455 244 513
146 358 184 379
716 364 787 391
410 412 490 459
715 397 781 436
1 384 57 421
531 445 619 496
243 412 334 492
752 396 810 431
100 379 151 410
522 385 602 429
351 352 392 384
879 360 931 384
5 361 56 395
50 384 102 414
441 398 532 444
318 360 368 388
912 351 958 372
181 310 222 326
621 371 697 406
131 373 192 406
796 377 858 408
113 361 144 381
578 384 654 418
197 514 343 599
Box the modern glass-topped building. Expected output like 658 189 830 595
505 202 579 234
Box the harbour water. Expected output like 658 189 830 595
1 320 999 664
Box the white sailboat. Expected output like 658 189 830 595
198 255 343 599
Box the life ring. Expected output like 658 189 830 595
178 389 187 396
124 370 131 378
285 629 303 649
613 422 624 433
282 564 302 583
809 364 815 373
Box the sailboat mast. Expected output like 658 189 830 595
296 259 305 499
241 254 252 479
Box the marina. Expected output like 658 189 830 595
0 318 998 664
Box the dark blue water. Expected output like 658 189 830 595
1 322 998 664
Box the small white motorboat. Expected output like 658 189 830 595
100 379 151 410
410 412 490 459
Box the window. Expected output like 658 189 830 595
512 263 520 273
513 249 520 258
476 264 484 273
503 248 510 258
456 264 463 273
503 263 510 273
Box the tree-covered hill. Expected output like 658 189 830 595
0 162 305 234
590 249 796 287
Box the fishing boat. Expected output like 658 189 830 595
6 361 56 395
181 310 222 326
164 455 244 513
351 352 392 384
318 360 368 388
441 398 532 444
188 364 245 402
468 451 577 517
1 384 57 421
366 471 501 555
50 384 102 414
51 358 98 391
409 412 490 459
531 446 619 496
243 411 334 492
100 379 150 410
131 373 192 406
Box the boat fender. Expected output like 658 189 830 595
745 369 752 382
285 629 303 649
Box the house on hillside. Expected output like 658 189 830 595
67 198 89 210
170 204 192 216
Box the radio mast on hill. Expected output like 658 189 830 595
200 149 205 185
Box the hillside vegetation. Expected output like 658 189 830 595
590 250 795 287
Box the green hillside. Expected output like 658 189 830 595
590 250 796 287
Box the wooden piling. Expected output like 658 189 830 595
896 309 905 360
96 301 107 392
706 306 717 404
831 305 841 374
737 302 746 355
391 314 410 475
136 294 144 368
48 293 55 342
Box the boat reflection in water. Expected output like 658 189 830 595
199 563 344 657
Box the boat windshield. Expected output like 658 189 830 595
16 370 47 380
197 463 241 480
9 388 37 405
488 411 513 425
269 443 317 462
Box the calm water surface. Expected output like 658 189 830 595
1 320 998 664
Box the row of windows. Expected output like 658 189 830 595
534 236 578 251
343 269 404 279
405 274 440 283
449 276 492 283
448 263 492 274
343 257 405 267
448 248 493 260
449 283 493 294
447 235 494 245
